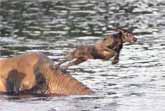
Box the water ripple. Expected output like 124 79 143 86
0 0 165 111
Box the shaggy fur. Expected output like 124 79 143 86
59 29 137 68
0 52 93 96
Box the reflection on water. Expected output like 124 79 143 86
0 0 165 111
0 0 162 38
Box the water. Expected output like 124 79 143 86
0 0 165 111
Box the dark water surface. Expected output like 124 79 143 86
0 0 165 111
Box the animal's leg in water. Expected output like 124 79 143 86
111 45 123 64
61 58 87 70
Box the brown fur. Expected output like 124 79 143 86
59 29 137 68
0 52 93 96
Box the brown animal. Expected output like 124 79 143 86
0 52 93 96
59 29 137 68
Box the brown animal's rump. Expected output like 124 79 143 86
0 52 93 96
59 29 137 68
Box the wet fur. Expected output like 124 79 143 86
0 52 93 96
59 29 137 68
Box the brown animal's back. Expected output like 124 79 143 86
0 52 93 95
69 46 96 59
36 62 93 95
